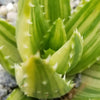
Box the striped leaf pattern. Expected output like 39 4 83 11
7 88 37 100
16 0 71 61
16 0 49 61
49 29 83 74
48 18 67 50
39 0 71 24
72 64 100 100
1 0 100 99
66 0 100 75
0 19 21 76
15 55 73 99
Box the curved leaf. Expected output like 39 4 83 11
66 0 100 75
49 29 83 74
15 55 73 99
16 0 49 61
39 0 71 24
72 64 100 100
0 19 21 76
48 18 67 50
7 88 37 100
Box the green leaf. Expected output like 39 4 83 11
15 55 73 99
41 48 55 59
7 88 37 100
48 18 67 50
69 29 100 75
72 64 100 100
0 19 21 76
66 0 100 38
39 0 71 24
65 0 100 75
16 0 49 61
71 0 90 16
49 29 83 74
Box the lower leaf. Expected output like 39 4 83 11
15 55 73 99
7 88 37 100
72 64 100 100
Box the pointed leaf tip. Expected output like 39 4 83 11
49 29 83 74
15 56 73 99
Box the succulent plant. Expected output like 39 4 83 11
0 0 100 100
72 63 100 100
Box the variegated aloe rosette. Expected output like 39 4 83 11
0 0 100 100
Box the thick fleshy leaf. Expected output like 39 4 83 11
72 64 100 100
16 0 49 61
48 18 67 50
65 0 100 38
39 0 71 24
71 0 90 16
41 48 55 58
7 88 37 100
49 29 83 74
65 0 100 75
0 19 21 76
15 55 73 99
69 30 100 75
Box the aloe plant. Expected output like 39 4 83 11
7 88 36 100
72 63 100 100
0 0 100 100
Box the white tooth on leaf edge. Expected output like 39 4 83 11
74 28 80 34
45 55 51 63
5 56 10 59
0 46 4 50
40 5 44 8
62 18 65 22
67 80 71 86
23 44 28 48
26 32 32 37
29 2 35 7
68 62 71 67
58 74 62 77
86 0 90 2
72 43 74 49
23 74 28 78
53 63 58 70
42 81 47 85
63 75 66 80
47 29 51 32
10 66 14 69
25 92 28 95
24 83 28 87
27 19 33 24
35 51 40 58
70 53 73 58
79 4 84 7
14 64 21 69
